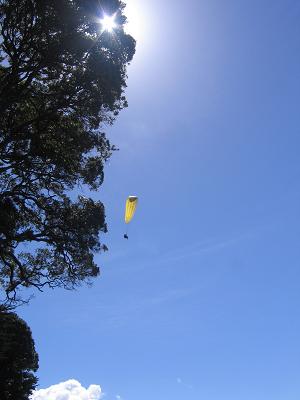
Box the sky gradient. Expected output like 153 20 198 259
20 1 300 399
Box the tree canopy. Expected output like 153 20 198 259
0 311 38 399
0 0 135 307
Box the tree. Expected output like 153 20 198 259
0 311 38 399
0 0 135 307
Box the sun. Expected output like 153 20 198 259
100 13 117 32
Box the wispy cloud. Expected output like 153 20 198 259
89 288 191 329
177 377 193 389
62 286 192 331
103 225 264 275
158 229 257 267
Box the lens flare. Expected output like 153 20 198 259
100 14 117 32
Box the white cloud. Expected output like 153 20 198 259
30 379 102 400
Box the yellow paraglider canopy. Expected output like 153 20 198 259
124 196 138 224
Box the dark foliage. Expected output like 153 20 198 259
0 0 135 307
0 312 38 399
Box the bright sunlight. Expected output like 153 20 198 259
124 0 145 42
100 13 117 32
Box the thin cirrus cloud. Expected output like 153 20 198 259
30 379 102 400
177 377 193 389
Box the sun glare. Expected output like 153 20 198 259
124 0 144 42
100 14 117 32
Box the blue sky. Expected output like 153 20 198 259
20 0 300 399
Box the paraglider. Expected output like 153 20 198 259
124 196 138 239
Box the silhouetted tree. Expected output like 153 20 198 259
0 311 38 399
0 0 135 307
